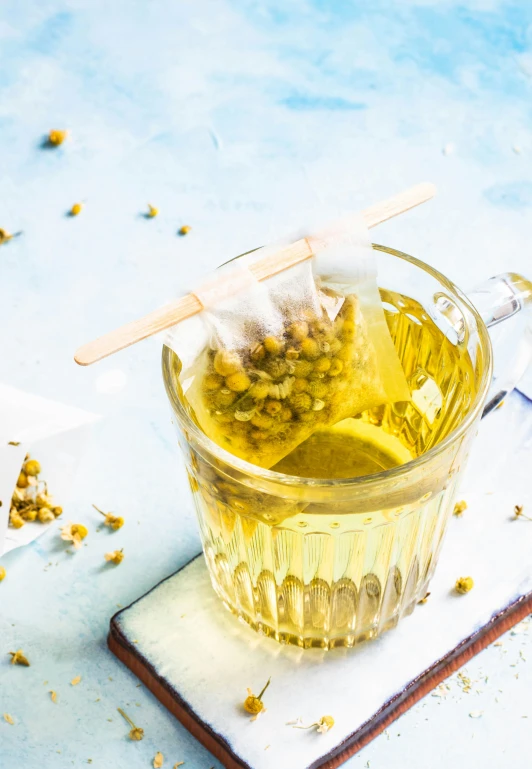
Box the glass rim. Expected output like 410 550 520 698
162 243 493 489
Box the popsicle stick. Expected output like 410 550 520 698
74 182 436 366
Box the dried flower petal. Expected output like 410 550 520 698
50 690 57 703
70 203 83 216
178 225 191 236
118 707 144 740
9 650 30 666
317 715 335 733
293 714 335 733
71 675 81 686
105 549 124 565
243 678 271 717
24 459 41 477
153 753 164 768
455 576 474 594
60 522 88 550
0 566 5 582
514 505 532 521
48 129 67 146
173 763 185 768
93 504 124 530
0 229 13 245
453 500 467 516
3 713 14 725
147 204 158 218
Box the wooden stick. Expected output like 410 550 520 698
74 182 436 366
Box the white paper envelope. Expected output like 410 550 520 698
0 384 100 555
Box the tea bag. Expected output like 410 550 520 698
167 216 410 469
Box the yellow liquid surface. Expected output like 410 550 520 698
274 419 414 478
171 289 481 647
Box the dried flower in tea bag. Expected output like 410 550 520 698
177 221 409 469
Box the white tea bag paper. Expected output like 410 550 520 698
166 214 409 469
0 384 100 555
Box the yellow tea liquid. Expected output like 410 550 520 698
173 289 479 647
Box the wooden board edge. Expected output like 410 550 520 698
109 590 532 769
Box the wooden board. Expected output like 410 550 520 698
109 558 532 769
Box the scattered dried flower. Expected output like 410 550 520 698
48 129 67 146
105 549 124 565
93 504 124 530
147 204 158 218
0 229 13 245
514 505 532 521
9 650 30 666
153 752 164 768
50 690 57 703
118 707 144 740
418 592 430 604
8 441 20 446
453 500 467 516
24 459 41 477
71 676 81 686
3 713 14 725
243 677 271 719
178 225 191 236
455 576 474 594
70 203 83 216
293 715 335 734
0 566 5 582
173 763 185 768
60 523 88 550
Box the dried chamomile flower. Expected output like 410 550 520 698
293 715 335 734
105 549 124 565
50 690 58 703
9 649 30 666
453 500 467 516
24 459 41 477
243 677 271 719
38 507 55 523
48 129 67 146
514 505 532 521
9 511 25 528
93 504 124 530
178 225 191 236
70 203 83 216
153 753 164 768
16 471 29 488
3 713 14 725
455 576 474 594
71 675 81 686
0 228 13 245
147 204 158 218
60 522 88 550
118 707 144 740
0 566 5 581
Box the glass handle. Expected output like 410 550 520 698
467 273 532 416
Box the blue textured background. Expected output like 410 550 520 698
1 1 532 767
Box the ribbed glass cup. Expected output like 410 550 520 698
162 245 492 648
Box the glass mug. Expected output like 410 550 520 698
163 245 532 649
